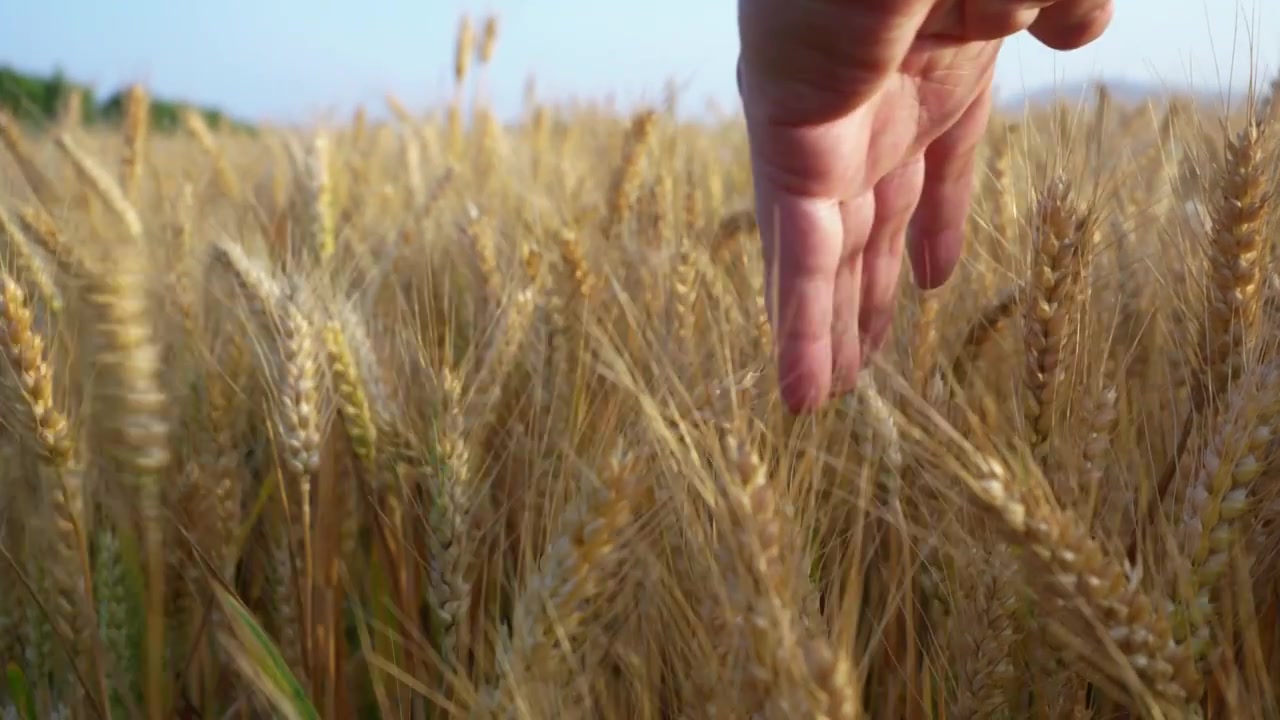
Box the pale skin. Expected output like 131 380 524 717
738 0 1114 413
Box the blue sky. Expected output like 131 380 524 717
0 0 1275 124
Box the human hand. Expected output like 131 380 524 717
738 0 1113 413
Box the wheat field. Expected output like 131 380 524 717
2 15 1280 720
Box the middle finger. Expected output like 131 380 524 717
859 153 927 354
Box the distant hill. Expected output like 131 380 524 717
998 78 1240 112
0 64 251 132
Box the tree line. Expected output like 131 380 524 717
0 64 250 132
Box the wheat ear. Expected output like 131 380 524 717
0 207 63 317
0 110 61 207
427 365 475 669
486 448 640 712
964 455 1203 712
120 83 150 203
81 244 172 720
0 270 102 706
54 133 144 244
1023 176 1089 476
1178 359 1280 664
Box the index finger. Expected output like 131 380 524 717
755 186 845 414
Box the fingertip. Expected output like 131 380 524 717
829 326 863 401
777 340 833 414
780 373 829 415
1028 1 1113 51
909 228 965 289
